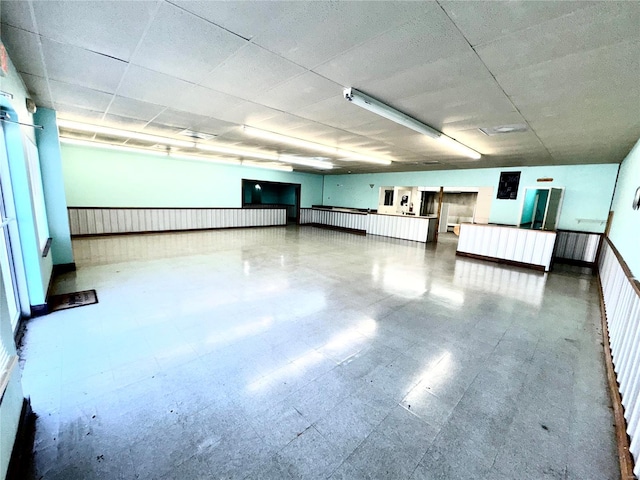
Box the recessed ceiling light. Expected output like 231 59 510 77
479 124 529 136
423 160 439 165
179 129 216 140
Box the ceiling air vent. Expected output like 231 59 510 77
179 129 216 140
479 124 529 136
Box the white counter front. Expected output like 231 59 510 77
368 213 436 243
301 208 436 243
457 223 557 272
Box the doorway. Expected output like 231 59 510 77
0 125 22 332
242 179 301 224
519 187 564 230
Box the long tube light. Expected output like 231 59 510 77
343 87 481 160
279 155 333 170
242 161 293 172
58 137 296 171
59 137 170 157
57 119 194 148
57 120 281 162
243 125 392 166
195 143 279 161
59 121 334 171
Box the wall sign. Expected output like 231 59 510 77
497 171 521 200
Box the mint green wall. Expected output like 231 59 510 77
34 109 74 266
3 111 51 306
323 164 618 232
0 50 28 480
609 138 640 278
61 144 323 208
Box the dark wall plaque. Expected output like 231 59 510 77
497 171 521 200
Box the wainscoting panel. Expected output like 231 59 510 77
555 230 601 264
68 207 286 236
457 224 557 271
300 208 368 233
367 214 431 242
300 208 314 225
599 239 640 476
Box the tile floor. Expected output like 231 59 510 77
20 226 618 479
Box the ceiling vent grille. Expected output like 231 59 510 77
179 129 216 140
479 124 529 136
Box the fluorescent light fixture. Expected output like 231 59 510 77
60 137 294 171
343 88 440 139
59 137 169 157
58 119 281 161
195 143 279 161
242 161 293 172
57 119 194 148
343 87 481 160
437 136 481 160
334 149 390 165
278 155 333 170
243 125 391 165
169 152 240 165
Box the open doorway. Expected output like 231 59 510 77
519 187 564 230
242 179 301 224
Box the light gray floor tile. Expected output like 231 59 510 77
19 228 618 480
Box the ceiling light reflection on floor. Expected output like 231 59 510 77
204 316 274 348
382 264 427 298
247 318 377 392
429 285 465 307
404 352 453 403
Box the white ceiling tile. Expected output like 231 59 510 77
20 73 52 107
200 44 306 100
1 25 45 77
50 80 113 112
32 0 158 61
250 112 323 135
256 72 341 111
100 114 149 131
117 65 195 106
0 1 34 32
171 0 293 41
292 96 382 131
146 108 210 130
55 105 105 124
173 85 244 118
440 0 598 47
41 38 127 93
215 101 281 126
313 9 471 86
131 2 247 84
252 1 435 68
395 82 516 130
442 112 529 134
476 2 640 75
362 52 494 102
106 96 166 122
191 117 238 137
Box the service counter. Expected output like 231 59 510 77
300 207 437 243
368 212 437 243
456 223 557 272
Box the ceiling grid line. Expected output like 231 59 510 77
104 0 164 125
434 0 554 163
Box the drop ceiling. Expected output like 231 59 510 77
1 0 639 174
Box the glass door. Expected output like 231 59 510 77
0 126 21 332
